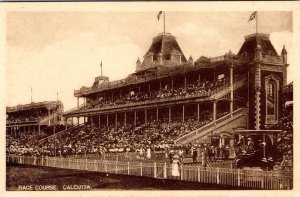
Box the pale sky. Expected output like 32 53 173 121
6 11 293 111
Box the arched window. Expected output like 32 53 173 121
265 77 279 124
266 80 276 115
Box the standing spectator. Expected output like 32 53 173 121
178 148 184 163
193 148 198 163
146 146 151 159
171 154 181 177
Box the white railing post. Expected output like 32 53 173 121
140 162 143 176
217 167 220 184
197 167 200 182
237 169 241 186
180 165 184 180
163 162 167 179
85 158 88 170
94 159 98 172
115 161 118 174
127 161 130 175
261 175 264 189
41 156 44 166
153 162 157 178
68 157 71 169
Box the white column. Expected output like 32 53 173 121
230 63 234 116
48 108 50 126
197 103 200 122
134 111 137 126
213 102 217 122
98 115 101 128
169 107 171 123
106 114 109 127
124 112 127 126
182 105 185 122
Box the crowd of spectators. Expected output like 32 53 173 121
86 78 228 109
276 103 293 171
6 124 66 156
7 110 217 157
6 103 292 172
6 110 49 123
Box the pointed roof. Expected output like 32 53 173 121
195 56 210 63
92 76 109 88
237 33 278 57
143 33 187 63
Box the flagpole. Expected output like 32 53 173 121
163 11 165 35
31 87 32 103
101 61 103 77
256 11 258 34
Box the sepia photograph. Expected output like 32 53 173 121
1 2 299 196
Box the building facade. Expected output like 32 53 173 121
64 32 288 145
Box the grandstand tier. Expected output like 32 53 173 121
6 101 64 144
63 33 288 146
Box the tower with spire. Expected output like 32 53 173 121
237 33 289 129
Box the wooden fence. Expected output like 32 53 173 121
7 155 292 190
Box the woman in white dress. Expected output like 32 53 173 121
171 154 181 177
146 147 151 159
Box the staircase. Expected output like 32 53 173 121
39 113 59 126
38 123 84 144
63 104 85 116
174 76 247 144
175 108 248 144
210 76 247 100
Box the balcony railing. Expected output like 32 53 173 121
67 76 247 116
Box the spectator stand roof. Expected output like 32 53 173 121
6 101 62 113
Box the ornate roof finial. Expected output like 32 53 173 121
281 45 287 55
188 55 194 63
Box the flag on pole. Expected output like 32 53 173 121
100 61 103 76
157 11 163 21
248 11 257 22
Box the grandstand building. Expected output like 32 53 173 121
64 32 288 147
6 101 64 137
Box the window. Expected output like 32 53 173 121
265 77 279 124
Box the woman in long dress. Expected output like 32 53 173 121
171 154 181 177
146 147 151 159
